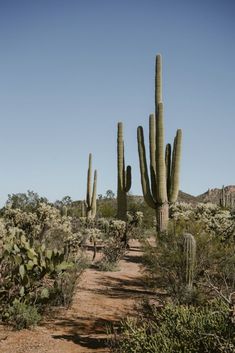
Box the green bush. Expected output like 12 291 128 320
142 220 235 304
114 300 235 353
0 228 75 315
6 300 41 329
52 255 89 307
98 238 126 271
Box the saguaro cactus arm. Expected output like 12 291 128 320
137 126 156 209
125 165 132 192
169 129 182 203
155 102 167 203
165 143 171 200
149 114 157 199
86 153 92 207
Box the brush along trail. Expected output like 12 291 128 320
0 240 156 353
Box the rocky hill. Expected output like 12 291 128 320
196 185 235 206
129 185 235 206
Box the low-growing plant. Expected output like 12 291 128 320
112 299 235 353
52 255 89 307
98 238 126 271
143 219 235 304
0 227 75 317
6 299 41 330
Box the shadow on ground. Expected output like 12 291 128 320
52 317 120 350
52 333 108 349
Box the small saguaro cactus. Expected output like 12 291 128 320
85 153 97 219
61 205 68 217
137 54 182 232
220 185 226 208
182 233 196 291
81 200 86 217
117 122 132 220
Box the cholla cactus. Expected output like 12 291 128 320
4 202 73 244
117 122 132 220
171 202 234 237
97 218 110 233
85 153 97 219
109 220 126 239
182 233 196 290
127 211 144 226
85 227 102 260
137 55 182 232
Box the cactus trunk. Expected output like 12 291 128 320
156 203 169 233
85 153 97 219
117 122 132 220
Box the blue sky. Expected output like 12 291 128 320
0 0 234 204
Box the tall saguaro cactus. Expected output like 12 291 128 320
117 122 132 220
137 55 182 232
85 153 97 219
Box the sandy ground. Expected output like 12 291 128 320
0 240 156 353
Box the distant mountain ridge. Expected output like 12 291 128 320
131 185 235 205
196 185 235 205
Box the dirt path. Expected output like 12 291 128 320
0 240 155 353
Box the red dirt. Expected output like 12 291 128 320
0 240 155 353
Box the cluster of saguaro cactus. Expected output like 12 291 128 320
117 122 132 220
84 153 97 219
182 233 196 291
137 55 182 232
220 185 235 209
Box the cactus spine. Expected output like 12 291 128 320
117 122 132 220
85 153 97 219
182 233 196 291
137 55 182 232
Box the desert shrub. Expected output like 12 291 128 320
0 227 75 319
113 300 235 353
0 198 89 329
97 199 117 218
143 220 235 304
6 300 41 330
98 238 126 271
6 190 48 213
52 254 88 307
